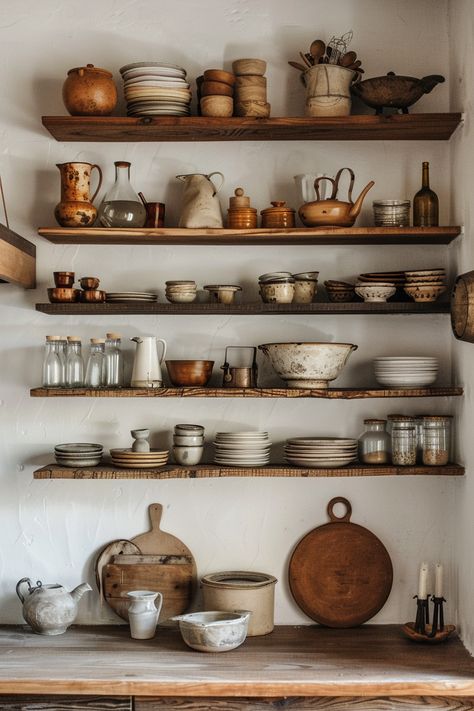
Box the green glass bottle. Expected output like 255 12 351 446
413 161 439 226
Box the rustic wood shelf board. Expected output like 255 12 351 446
30 386 463 399
0 625 472 696
34 462 465 480
38 225 461 246
35 301 451 316
0 224 36 288
41 114 462 142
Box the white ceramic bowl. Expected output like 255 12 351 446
172 610 251 652
173 445 204 465
355 283 396 303
175 424 205 435
173 434 204 446
258 342 357 389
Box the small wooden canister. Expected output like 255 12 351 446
261 201 295 229
227 187 258 229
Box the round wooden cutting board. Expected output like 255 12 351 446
289 497 393 628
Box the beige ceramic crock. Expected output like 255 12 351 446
201 571 277 636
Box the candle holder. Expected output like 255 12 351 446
414 594 430 635
428 596 445 637
402 594 455 644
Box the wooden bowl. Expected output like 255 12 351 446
79 276 100 290
235 85 267 102
201 96 233 118
165 360 214 387
201 81 233 97
402 622 456 644
53 271 75 288
235 75 267 89
203 69 235 86
79 289 106 303
48 287 79 303
234 100 270 118
232 58 267 76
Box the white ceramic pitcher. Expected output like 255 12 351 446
127 590 163 640
294 174 327 204
130 336 167 388
176 172 224 228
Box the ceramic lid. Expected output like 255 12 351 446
202 570 277 589
229 187 252 209
67 64 113 78
261 200 295 215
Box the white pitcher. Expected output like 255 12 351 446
130 336 167 388
176 172 224 228
127 590 163 640
294 174 327 204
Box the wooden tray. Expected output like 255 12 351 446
289 497 393 627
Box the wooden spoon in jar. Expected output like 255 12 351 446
310 39 326 64
299 51 313 68
288 60 308 72
339 51 357 67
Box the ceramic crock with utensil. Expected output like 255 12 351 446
221 346 258 388
298 167 375 227
16 578 92 635
176 172 224 228
130 336 167 388
55 162 103 228
304 64 355 116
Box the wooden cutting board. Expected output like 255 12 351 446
100 503 196 621
289 497 393 628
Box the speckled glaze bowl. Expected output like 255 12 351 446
172 611 251 652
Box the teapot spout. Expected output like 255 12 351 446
420 74 445 95
349 180 375 218
70 583 92 603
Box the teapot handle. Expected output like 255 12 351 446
333 167 355 202
314 176 336 201
157 338 167 364
207 171 225 196
16 577 34 603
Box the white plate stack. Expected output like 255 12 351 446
213 432 271 467
120 62 191 116
106 292 158 303
284 438 358 468
374 356 439 387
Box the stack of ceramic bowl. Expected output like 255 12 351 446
110 448 169 469
173 424 204 465
403 268 447 303
324 280 355 302
165 280 197 303
292 272 319 304
54 443 103 467
284 438 358 468
233 59 270 117
355 281 396 303
258 272 295 304
373 200 410 227
120 62 191 117
373 356 439 387
199 69 235 117
106 291 157 303
214 432 271 467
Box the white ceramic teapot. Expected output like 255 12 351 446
131 336 167 388
176 172 224 228
16 578 91 635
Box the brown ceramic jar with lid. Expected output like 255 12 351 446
62 64 118 116
227 187 258 229
261 201 295 229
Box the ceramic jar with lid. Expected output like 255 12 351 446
422 416 452 466
227 188 258 229
260 201 295 229
358 419 390 464
62 64 118 116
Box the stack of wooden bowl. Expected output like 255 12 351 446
199 69 235 117
232 59 270 117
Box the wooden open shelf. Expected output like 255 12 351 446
30 386 463 399
34 462 465 480
41 114 462 142
0 224 36 288
38 225 461 245
35 301 451 316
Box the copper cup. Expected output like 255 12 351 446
54 271 75 287
145 202 165 228
79 276 100 290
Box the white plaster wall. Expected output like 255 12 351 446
0 0 457 625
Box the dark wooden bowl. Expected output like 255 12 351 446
402 622 456 644
48 287 79 303
166 360 214 386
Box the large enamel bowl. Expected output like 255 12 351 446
258 342 357 389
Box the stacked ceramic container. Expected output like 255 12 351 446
284 438 358 468
165 280 197 303
258 272 295 303
120 62 191 117
214 431 271 467
232 59 270 117
373 356 439 387
373 200 411 226
403 268 447 303
110 448 169 468
199 69 235 117
173 424 204 465
54 443 103 467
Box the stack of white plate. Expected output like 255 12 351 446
110 448 169 469
284 438 358 468
106 292 157 303
374 356 439 387
120 62 191 117
213 432 271 467
55 443 103 467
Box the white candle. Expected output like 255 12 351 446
418 562 429 599
435 563 443 598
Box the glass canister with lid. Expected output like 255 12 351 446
358 419 390 464
422 416 453 466
391 423 417 466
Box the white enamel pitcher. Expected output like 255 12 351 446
294 174 327 204
131 336 167 388
176 172 224 228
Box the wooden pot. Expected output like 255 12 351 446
62 64 117 116
451 270 474 342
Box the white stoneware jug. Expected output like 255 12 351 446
176 172 224 228
294 174 327 205
130 336 167 388
16 578 91 635
127 590 163 640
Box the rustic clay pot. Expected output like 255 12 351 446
62 64 117 116
55 162 103 228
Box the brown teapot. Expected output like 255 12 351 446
298 167 375 227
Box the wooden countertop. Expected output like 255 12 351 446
0 625 472 697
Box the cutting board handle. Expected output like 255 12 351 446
149 503 163 529
327 497 352 522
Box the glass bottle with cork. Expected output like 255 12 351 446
98 161 146 228
413 161 439 226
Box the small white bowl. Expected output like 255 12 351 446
173 434 204 446
166 292 197 303
173 445 204 465
355 283 396 303
175 424 205 435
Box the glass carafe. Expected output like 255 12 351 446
85 339 105 387
104 332 124 387
66 336 84 387
98 161 146 228
42 336 63 387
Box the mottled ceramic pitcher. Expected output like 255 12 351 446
176 172 224 228
55 161 103 228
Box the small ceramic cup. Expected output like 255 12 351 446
293 279 318 304
173 434 204 446
173 445 204 465
259 281 295 304
175 424 205 436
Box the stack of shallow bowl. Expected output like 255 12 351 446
214 432 271 467
373 356 439 387
324 280 355 302
292 272 319 304
54 443 103 467
373 200 410 227
165 281 197 303
403 268 447 303
173 424 204 465
110 448 169 469
258 272 295 304
120 62 191 117
284 438 358 468
199 69 235 117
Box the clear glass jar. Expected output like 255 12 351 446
422 416 452 466
58 337 68 384
358 419 390 464
414 416 425 463
98 161 146 228
104 332 124 387
391 426 416 466
42 336 64 387
85 338 105 387
66 336 84 387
